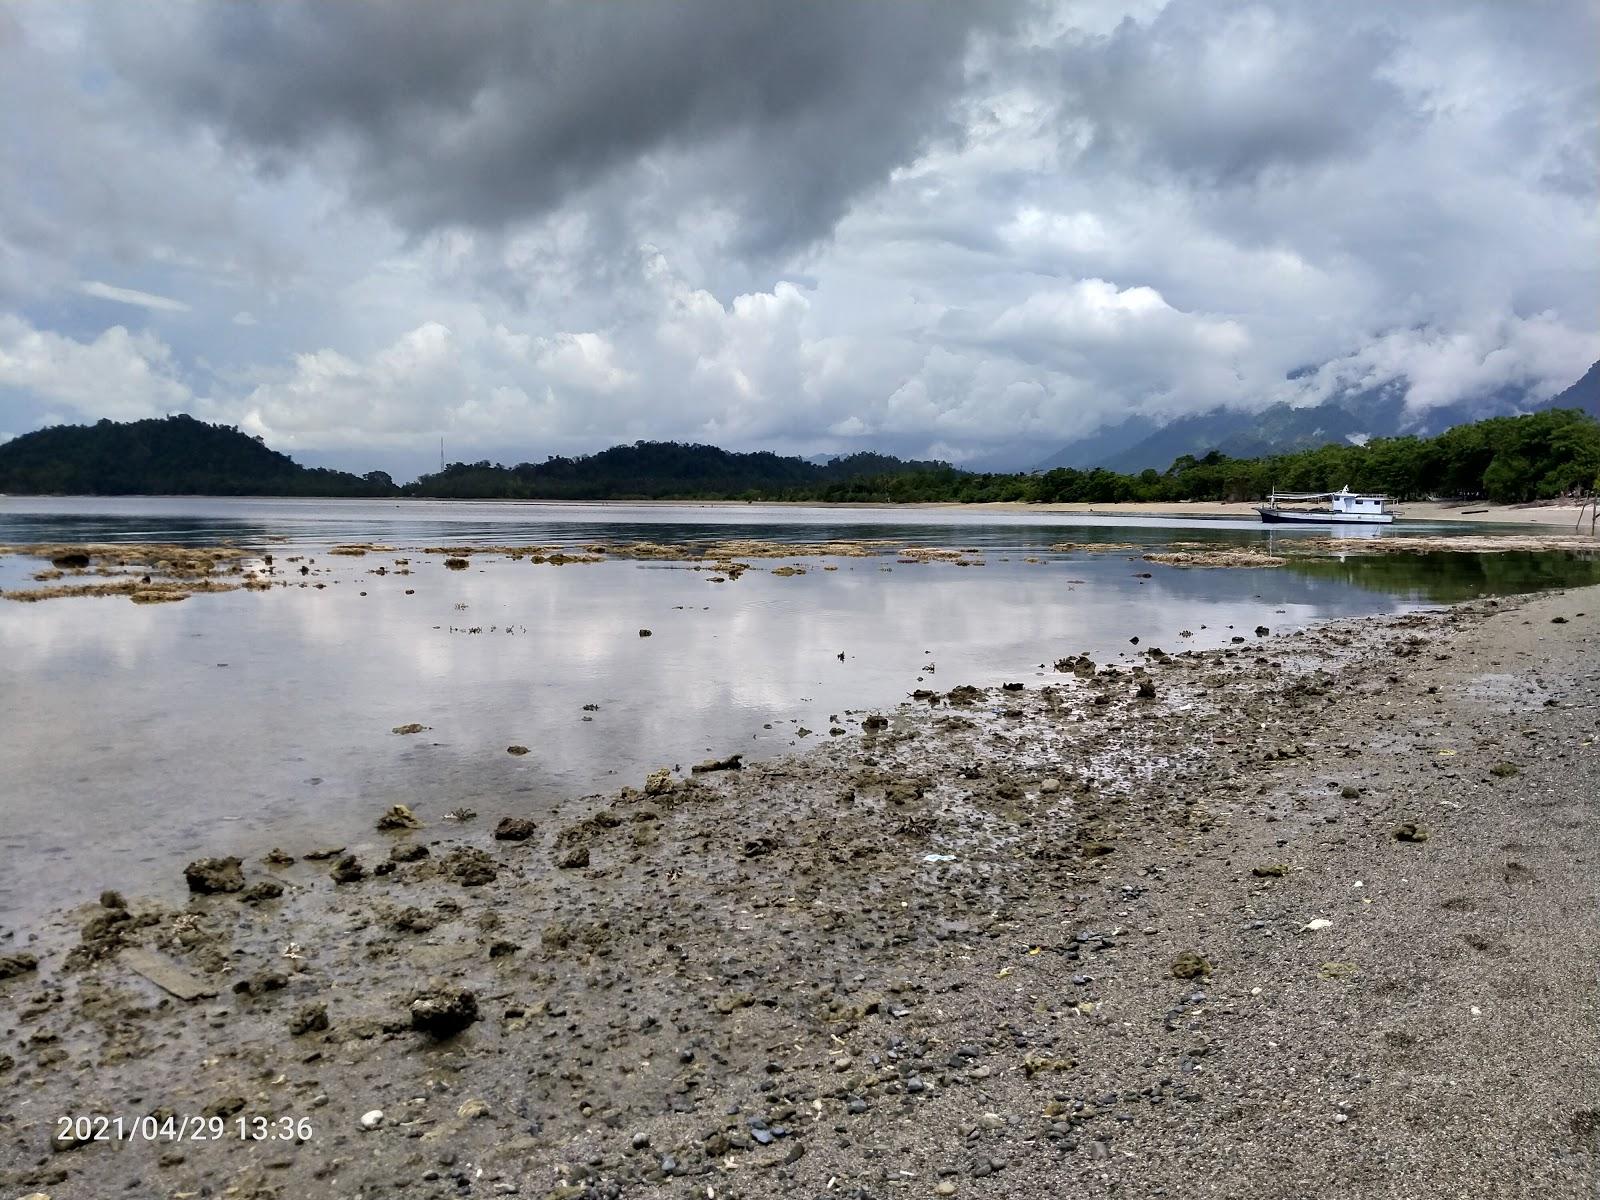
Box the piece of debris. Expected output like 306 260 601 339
122 948 218 1001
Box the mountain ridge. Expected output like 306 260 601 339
1036 359 1600 473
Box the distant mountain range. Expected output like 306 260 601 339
1036 359 1600 474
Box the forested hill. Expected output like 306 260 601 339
403 443 954 499
2 409 1596 505
0 416 397 496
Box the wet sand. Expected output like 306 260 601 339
1 586 1597 1199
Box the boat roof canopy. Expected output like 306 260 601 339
1268 488 1393 500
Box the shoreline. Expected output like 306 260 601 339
4 492 1595 530
3 585 1597 1197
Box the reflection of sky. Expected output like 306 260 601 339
0 499 1587 928
0 494 1483 548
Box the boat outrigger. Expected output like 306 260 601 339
1256 486 1396 525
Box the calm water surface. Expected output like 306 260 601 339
2 497 1595 926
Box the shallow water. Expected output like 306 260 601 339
2 496 1596 927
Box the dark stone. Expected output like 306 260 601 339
557 844 591 870
494 817 537 842
241 880 284 903
330 855 366 884
0 953 39 980
410 987 480 1037
289 1003 329 1035
184 857 245 895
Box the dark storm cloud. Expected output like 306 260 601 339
107 0 1021 253
1051 4 1409 185
3 1 1594 472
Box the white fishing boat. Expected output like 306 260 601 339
1256 486 1395 525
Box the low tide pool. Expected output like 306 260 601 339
2 496 1596 927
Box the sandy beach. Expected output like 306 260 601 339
1 576 1595 1199
949 498 1600 529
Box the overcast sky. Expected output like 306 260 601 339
1 1 1595 478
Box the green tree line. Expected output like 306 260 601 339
777 408 1600 506
3 409 1596 504
0 415 396 497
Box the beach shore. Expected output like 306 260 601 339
948 498 1600 528
2 586 1596 1199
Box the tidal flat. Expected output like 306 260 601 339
0 587 1596 1199
1 499 1598 1198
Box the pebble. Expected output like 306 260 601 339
457 1098 491 1119
359 1110 384 1130
936 1184 958 1196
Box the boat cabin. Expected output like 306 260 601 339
1329 487 1386 516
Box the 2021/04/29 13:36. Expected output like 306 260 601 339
56 1114 314 1143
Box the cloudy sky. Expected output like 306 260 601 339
1 1 1595 478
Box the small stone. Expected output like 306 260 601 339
0 953 40 980
184 857 245 895
936 1184 958 1197
330 854 366 884
1393 823 1428 843
1172 951 1212 979
557 844 590 869
288 1003 329 1035
638 628 652 637
494 816 537 841
359 1110 384 1130
506 744 530 756
375 804 422 831
457 1098 492 1119
99 890 127 909
410 987 480 1037
241 879 284 903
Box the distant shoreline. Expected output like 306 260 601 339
2 492 1593 529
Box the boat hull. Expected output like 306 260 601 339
1256 507 1394 525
